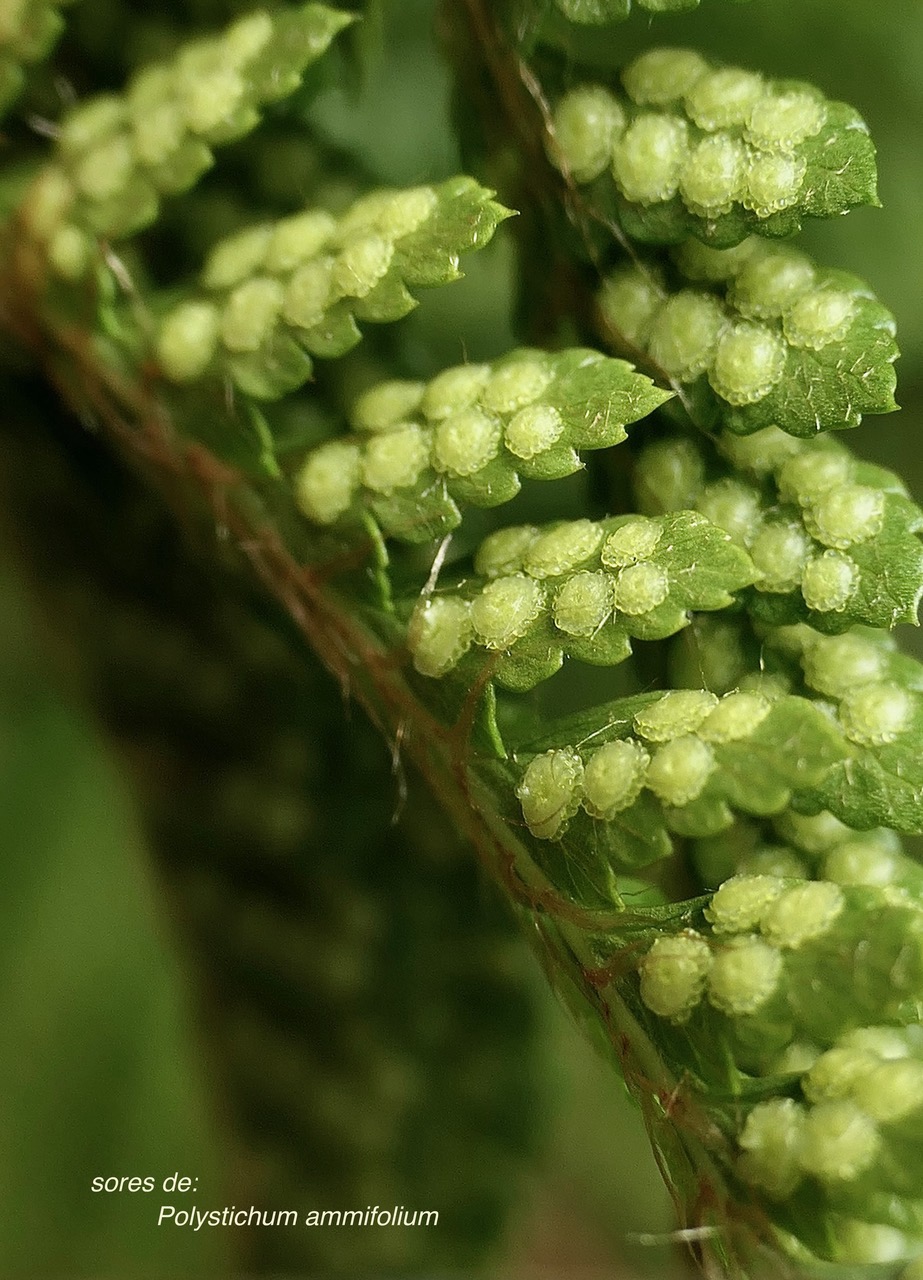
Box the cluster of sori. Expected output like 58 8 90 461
514 686 843 841
405 512 753 689
599 240 898 434
636 873 923 1269
0 0 73 113
156 178 512 400
630 428 923 632
21 4 353 278
692 804 923 897
668 616 923 838
554 0 750 21
763 626 923 833
294 351 669 541
799 634 921 742
549 49 877 244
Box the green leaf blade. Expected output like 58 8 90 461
26 5 355 256
156 178 514 400
604 251 898 440
294 351 669 541
401 511 754 690
553 57 879 247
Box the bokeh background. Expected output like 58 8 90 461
1 0 921 1275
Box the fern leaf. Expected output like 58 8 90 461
294 349 670 539
405 511 754 689
600 243 899 434
551 51 878 246
754 627 923 834
628 876 923 1267
20 4 354 275
156 179 513 398
7 0 923 1274
633 431 923 632
512 690 846 854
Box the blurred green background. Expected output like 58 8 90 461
1 0 922 1276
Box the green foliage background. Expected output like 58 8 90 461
1 0 922 1276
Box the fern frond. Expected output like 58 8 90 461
630 878 923 1266
155 179 512 398
5 0 923 1274
513 689 847 848
294 349 670 539
631 431 923 632
551 51 878 247
21 4 354 276
404 511 754 689
600 244 899 434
